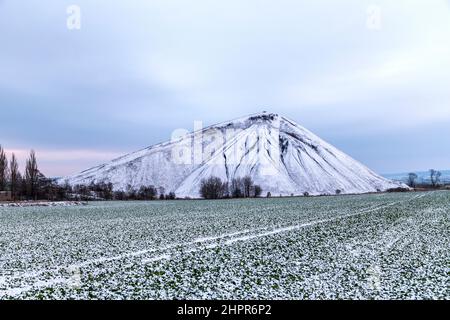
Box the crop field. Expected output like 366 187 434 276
0 191 448 300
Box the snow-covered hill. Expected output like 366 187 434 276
60 112 404 197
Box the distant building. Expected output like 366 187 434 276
0 191 12 202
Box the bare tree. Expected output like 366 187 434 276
167 192 176 200
242 176 253 198
158 186 166 200
407 173 418 188
0 145 8 191
138 185 157 200
25 150 39 200
200 176 227 199
253 185 262 197
231 176 262 198
231 178 243 198
430 169 442 188
9 153 21 201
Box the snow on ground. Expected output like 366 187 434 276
0 201 86 208
0 191 448 299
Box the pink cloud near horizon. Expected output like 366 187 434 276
2 148 124 177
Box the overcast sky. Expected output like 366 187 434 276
1 0 449 177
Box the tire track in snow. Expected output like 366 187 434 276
153 193 430 258
0 228 264 295
2 199 384 286
0 192 429 298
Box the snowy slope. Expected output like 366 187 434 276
60 112 404 197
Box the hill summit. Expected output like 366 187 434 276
61 112 403 197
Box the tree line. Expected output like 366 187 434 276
63 183 177 201
0 146 48 201
407 169 444 189
200 175 262 199
0 145 176 202
2 144 447 202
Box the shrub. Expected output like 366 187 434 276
386 187 410 193
200 176 228 199
167 192 176 200
231 176 262 198
253 185 262 197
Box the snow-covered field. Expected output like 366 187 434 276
0 191 448 300
0 201 86 208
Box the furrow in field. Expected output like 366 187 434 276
141 192 430 262
6 193 434 296
0 192 431 298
